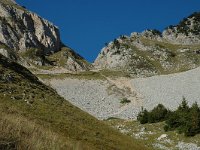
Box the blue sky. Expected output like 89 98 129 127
16 0 200 62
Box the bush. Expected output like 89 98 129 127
113 39 120 49
120 98 131 104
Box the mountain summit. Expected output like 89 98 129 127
94 12 200 77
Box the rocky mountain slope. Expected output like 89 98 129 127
40 73 142 120
0 0 91 72
94 12 200 77
40 65 200 120
0 54 147 150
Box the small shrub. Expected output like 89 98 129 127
120 98 131 104
113 39 120 49
119 35 127 40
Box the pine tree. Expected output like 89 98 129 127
148 104 168 123
137 107 149 124
177 97 189 112
185 102 200 136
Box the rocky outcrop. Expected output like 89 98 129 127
0 0 61 53
163 12 200 45
0 0 91 72
94 12 200 77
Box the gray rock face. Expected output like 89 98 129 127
0 1 61 53
94 13 200 77
162 28 200 45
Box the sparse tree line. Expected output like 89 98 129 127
137 98 200 136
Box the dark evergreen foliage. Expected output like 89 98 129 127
137 104 169 124
113 39 120 49
137 98 200 136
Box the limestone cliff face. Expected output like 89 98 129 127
94 12 200 77
0 0 61 54
0 0 91 72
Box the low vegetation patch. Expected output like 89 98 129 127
120 98 131 104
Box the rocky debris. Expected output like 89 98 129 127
94 12 200 77
48 77 142 120
157 134 168 141
132 66 200 111
43 65 200 120
176 142 200 150
153 143 170 150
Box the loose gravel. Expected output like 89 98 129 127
50 78 140 120
132 67 200 111
46 67 200 120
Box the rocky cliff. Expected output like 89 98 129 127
94 12 200 77
163 12 200 45
0 0 91 72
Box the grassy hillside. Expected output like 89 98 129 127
0 54 147 150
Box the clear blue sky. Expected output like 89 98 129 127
16 0 200 62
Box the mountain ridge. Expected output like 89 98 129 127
94 12 200 77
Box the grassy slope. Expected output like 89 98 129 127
0 54 147 150
37 69 131 81
140 38 200 74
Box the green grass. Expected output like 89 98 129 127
99 69 131 78
37 71 105 80
37 69 133 81
0 54 148 150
